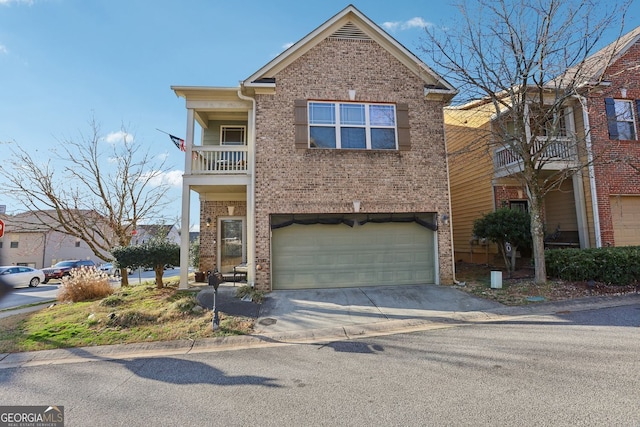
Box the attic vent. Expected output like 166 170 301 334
329 22 372 41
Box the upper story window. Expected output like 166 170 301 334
221 126 246 145
605 98 638 141
308 102 397 150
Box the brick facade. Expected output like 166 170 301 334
587 39 640 246
251 38 454 290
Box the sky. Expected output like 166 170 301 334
1 0 639 229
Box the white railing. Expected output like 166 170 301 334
191 146 248 174
494 137 575 170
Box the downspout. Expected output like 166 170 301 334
577 94 602 248
237 87 256 288
443 107 459 286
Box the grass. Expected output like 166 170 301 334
0 279 254 354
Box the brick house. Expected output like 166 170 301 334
445 25 640 264
172 5 457 291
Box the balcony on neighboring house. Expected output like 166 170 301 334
493 136 577 178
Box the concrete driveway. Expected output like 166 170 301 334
254 284 503 334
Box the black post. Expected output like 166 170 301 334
208 270 221 330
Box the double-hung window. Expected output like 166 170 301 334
308 102 397 150
605 98 638 141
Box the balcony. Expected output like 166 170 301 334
493 136 576 177
190 146 248 175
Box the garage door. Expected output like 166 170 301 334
610 196 640 246
272 222 435 289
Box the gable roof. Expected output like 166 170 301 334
242 4 456 98
555 25 640 88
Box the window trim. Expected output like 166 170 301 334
605 98 638 141
307 100 398 151
220 125 246 146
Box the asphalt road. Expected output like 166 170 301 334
0 305 638 426
0 268 183 311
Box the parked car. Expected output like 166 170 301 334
41 260 96 283
0 266 45 288
98 262 131 276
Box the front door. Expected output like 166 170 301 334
218 218 245 274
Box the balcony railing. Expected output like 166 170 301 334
190 146 248 174
494 137 576 170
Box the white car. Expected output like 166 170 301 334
0 266 45 288
99 263 131 276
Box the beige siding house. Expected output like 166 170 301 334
173 5 457 291
446 25 640 264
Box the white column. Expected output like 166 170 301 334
179 182 191 290
179 109 196 289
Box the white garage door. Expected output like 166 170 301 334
610 196 640 246
272 222 436 290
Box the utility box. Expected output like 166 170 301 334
491 271 503 289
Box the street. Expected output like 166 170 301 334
0 305 638 426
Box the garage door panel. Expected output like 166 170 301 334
610 196 640 246
272 222 435 289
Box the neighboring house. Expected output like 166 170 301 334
445 25 640 264
172 5 457 291
132 224 181 246
0 211 102 269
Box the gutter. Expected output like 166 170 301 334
576 94 602 248
237 88 257 288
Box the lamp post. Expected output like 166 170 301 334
209 270 221 330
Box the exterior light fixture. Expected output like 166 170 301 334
206 217 212 227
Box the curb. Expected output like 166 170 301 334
0 293 638 369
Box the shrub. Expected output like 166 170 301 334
171 295 198 313
57 266 114 303
235 285 264 303
546 246 640 285
473 208 532 277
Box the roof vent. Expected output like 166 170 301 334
329 22 372 41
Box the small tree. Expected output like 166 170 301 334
112 238 180 288
0 117 176 286
473 208 532 277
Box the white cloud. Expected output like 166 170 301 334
282 42 294 50
142 169 183 188
0 0 34 5
382 17 431 32
103 130 133 144
0 44 7 54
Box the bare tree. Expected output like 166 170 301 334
0 118 177 285
424 0 631 284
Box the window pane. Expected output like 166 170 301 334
617 122 636 140
371 128 396 149
340 104 365 125
310 127 336 148
341 127 366 148
370 105 395 126
309 103 335 124
615 100 634 120
222 127 245 144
